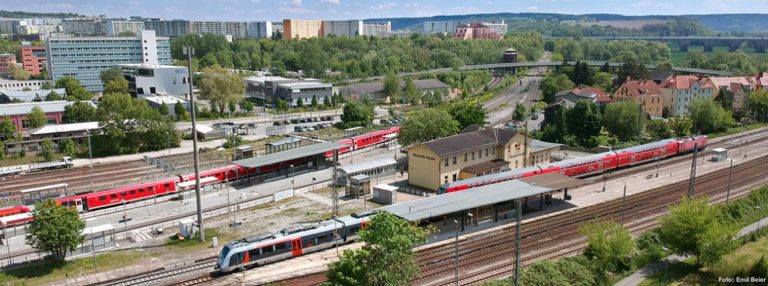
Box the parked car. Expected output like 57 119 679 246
273 121 281 126
300 118 308 123
291 119 300 124
294 126 303 132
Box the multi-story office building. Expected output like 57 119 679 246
0 54 16 74
144 19 192 37
61 17 104 35
423 21 457 34
118 63 190 99
21 43 47 76
322 20 363 37
191 21 248 39
247 21 273 39
105 19 145 36
46 30 172 93
283 19 323 40
363 22 391 37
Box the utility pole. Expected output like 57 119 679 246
726 157 734 204
454 220 460 286
514 199 522 286
332 149 339 217
621 182 627 224
88 130 93 193
184 46 205 242
687 144 699 198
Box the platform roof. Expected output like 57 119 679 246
234 142 341 168
380 180 552 221
519 173 588 190
338 158 397 175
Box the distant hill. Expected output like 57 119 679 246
366 13 768 33
0 10 81 19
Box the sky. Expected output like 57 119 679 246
5 0 768 21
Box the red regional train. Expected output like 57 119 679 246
438 136 708 194
0 127 401 219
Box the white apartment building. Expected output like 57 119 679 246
322 20 363 37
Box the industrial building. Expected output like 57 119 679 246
118 63 190 99
46 30 172 93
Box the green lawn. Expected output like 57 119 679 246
637 257 717 286
167 228 232 251
0 152 66 167
714 234 768 278
0 250 149 285
708 123 768 139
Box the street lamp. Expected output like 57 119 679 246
453 219 460 286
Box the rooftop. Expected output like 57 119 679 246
278 81 332 89
338 158 398 175
28 122 99 136
118 63 187 70
142 95 187 105
380 179 552 221
461 159 509 174
422 127 518 157
234 141 341 169
0 100 74 116
530 139 563 153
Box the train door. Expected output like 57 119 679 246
291 238 303 256
74 199 84 212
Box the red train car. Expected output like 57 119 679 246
0 205 31 217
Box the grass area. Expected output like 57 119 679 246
707 123 767 139
167 228 233 251
666 42 760 65
0 152 66 167
715 234 768 278
0 250 149 285
637 257 716 286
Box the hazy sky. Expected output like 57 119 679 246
6 0 768 21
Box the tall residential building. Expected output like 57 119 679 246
247 21 273 39
0 54 16 74
322 20 363 37
46 30 172 93
453 22 502 40
0 18 20 34
144 19 192 37
363 22 391 37
191 21 248 39
21 43 47 76
423 21 456 34
105 19 145 36
61 17 105 35
283 19 323 40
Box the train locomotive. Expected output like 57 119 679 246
216 213 372 273
438 136 708 194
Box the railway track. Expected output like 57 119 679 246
415 154 768 285
86 257 217 286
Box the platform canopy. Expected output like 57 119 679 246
380 180 552 221
234 142 341 168
519 173 588 190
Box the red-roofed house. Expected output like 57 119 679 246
660 75 716 117
615 80 664 118
752 72 768 90
708 76 753 113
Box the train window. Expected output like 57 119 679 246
110 194 117 199
130 190 136 195
120 192 127 196
248 248 261 257
164 183 170 188
350 227 360 234
275 242 287 251
148 186 154 191
99 196 107 201
261 245 275 254
139 189 145 193
318 234 328 242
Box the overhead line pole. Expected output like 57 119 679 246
687 144 699 198
185 46 205 242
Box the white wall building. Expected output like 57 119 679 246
0 79 53 92
423 21 457 34
363 22 391 37
105 20 145 36
118 63 190 99
322 20 363 37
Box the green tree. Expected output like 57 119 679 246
341 101 374 128
26 106 48 129
158 104 170 116
324 212 428 286
99 67 123 84
324 95 332 108
40 138 55 161
95 93 179 155
646 119 673 140
55 77 92 101
617 60 650 85
174 101 186 118
668 116 693 137
541 74 575 103
198 66 245 116
41 81 54 90
400 108 460 146
658 196 735 266
447 102 486 130
58 138 76 157
62 101 98 123
296 97 304 108
579 220 636 272
514 103 527 121
277 99 289 112
9 65 30 80
603 101 644 141
566 100 602 147
311 95 319 109
520 261 569 286
403 78 419 105
228 101 237 114
689 98 734 133
0 115 17 141
26 200 85 262
591 72 613 92
748 89 768 122
117 31 137 36
45 90 62 101
239 100 254 113
222 135 243 149
383 71 400 104
103 77 129 95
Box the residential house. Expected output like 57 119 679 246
708 77 753 113
616 80 665 118
659 75 716 117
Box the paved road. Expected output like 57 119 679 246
485 51 551 127
614 216 768 286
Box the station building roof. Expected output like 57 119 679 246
519 173 587 190
234 141 340 168
380 180 552 221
